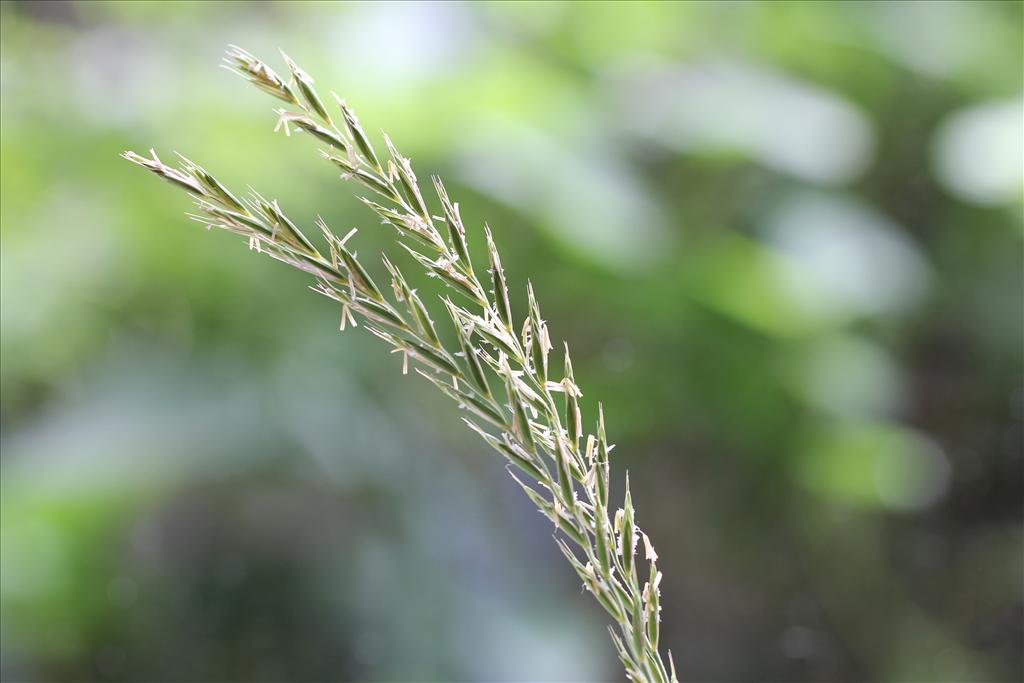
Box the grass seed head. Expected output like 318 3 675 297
124 45 673 683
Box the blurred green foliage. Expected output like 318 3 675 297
1 1 1022 681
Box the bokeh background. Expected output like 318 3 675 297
1 1 1022 681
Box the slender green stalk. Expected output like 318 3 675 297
124 45 677 683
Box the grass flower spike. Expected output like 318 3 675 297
124 46 676 683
